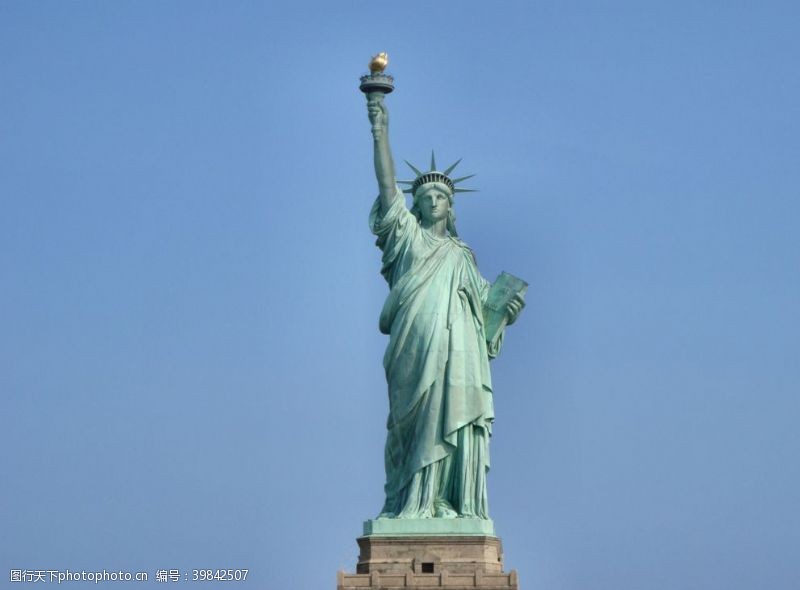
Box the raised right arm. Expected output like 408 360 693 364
367 93 400 213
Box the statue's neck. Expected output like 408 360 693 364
421 218 448 237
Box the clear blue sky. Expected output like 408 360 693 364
2 2 798 589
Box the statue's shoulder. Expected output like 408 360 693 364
449 235 473 251
449 236 479 267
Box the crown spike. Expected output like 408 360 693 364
453 188 478 194
451 174 475 184
404 160 424 177
430 150 437 172
443 158 462 176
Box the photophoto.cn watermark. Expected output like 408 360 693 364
10 570 148 584
10 569 250 584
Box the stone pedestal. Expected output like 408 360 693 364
338 534 519 589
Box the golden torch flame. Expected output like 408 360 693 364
369 52 389 73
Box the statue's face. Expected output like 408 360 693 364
416 183 452 224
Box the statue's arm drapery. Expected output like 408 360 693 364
369 189 414 285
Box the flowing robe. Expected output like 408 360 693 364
370 191 502 519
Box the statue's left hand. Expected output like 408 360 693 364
505 294 525 326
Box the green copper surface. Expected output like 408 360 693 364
363 518 496 537
363 63 526 534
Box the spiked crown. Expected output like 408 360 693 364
398 151 477 196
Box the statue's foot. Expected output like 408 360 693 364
434 500 458 519
397 508 433 518
376 511 396 519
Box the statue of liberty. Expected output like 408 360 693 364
363 56 526 522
